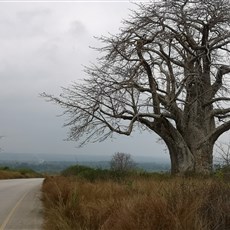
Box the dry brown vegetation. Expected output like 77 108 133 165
0 167 43 179
42 174 230 230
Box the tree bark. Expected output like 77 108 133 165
166 138 195 175
155 116 214 175
164 135 213 175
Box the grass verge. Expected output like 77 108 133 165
0 166 43 179
42 168 230 230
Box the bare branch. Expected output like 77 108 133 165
43 0 230 175
211 66 230 97
210 121 230 143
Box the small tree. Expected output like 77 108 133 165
110 152 136 172
216 141 230 166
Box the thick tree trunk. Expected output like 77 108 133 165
157 118 214 175
167 140 194 175
164 77 214 175
192 142 213 174
167 140 213 175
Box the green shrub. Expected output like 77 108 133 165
61 164 173 183
61 165 95 177
215 165 230 180
0 166 10 171
61 164 130 182
18 168 35 174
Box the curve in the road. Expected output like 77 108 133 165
0 178 44 230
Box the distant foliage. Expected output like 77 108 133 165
61 164 128 182
61 165 94 177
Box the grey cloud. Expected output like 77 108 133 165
0 2 170 159
69 20 88 37
0 8 51 40
17 9 51 22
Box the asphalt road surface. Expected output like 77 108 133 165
0 178 44 230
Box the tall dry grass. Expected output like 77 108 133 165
42 176 230 230
0 168 42 179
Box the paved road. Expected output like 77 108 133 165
0 178 44 230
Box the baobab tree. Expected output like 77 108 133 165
43 0 230 175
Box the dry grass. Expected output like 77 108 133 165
42 175 230 230
0 170 23 179
0 167 42 179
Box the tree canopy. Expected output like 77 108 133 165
43 0 230 175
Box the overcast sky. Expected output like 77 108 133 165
0 1 227 163
0 0 170 162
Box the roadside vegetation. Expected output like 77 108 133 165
0 166 43 179
42 164 230 230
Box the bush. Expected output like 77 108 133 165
61 165 95 177
0 166 9 170
215 165 230 180
61 164 132 182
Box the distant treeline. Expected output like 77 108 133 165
0 160 170 173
